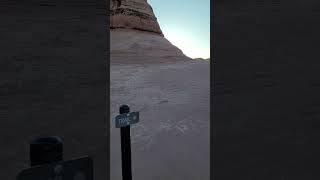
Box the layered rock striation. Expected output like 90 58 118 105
110 29 187 63
110 0 191 62
110 0 163 35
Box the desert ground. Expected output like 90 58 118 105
110 30 210 180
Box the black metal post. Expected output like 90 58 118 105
119 105 132 180
30 136 63 166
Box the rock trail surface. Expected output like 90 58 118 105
110 0 210 180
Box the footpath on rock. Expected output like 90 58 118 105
110 1 210 180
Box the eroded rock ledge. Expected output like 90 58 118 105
110 0 163 36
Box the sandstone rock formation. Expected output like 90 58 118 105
110 29 188 63
110 0 193 62
110 0 163 35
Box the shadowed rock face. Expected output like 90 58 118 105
110 0 163 35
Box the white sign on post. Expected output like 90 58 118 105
115 111 140 128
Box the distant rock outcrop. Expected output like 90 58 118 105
110 29 187 63
110 0 190 62
110 0 163 36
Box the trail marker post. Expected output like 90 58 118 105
115 105 140 180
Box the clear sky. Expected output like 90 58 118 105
148 0 210 59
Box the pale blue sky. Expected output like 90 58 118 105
148 0 210 59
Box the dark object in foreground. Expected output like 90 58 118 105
17 136 93 180
119 105 132 180
17 157 93 180
30 136 63 166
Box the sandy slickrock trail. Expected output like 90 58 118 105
110 29 210 180
110 1 209 179
110 61 210 180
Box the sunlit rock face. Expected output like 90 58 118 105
110 0 163 35
110 0 190 61
110 29 188 63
